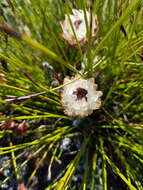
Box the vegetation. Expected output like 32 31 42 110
0 0 143 189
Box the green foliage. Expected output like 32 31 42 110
0 0 143 189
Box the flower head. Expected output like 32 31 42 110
61 75 102 118
60 9 98 46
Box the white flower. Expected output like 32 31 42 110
61 75 102 118
60 9 98 46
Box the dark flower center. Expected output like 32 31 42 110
74 20 82 29
73 87 88 101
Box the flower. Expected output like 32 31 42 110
61 75 102 118
60 9 98 46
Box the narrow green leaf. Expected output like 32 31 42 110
22 35 82 75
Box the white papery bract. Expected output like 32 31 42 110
60 9 98 45
61 75 102 118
